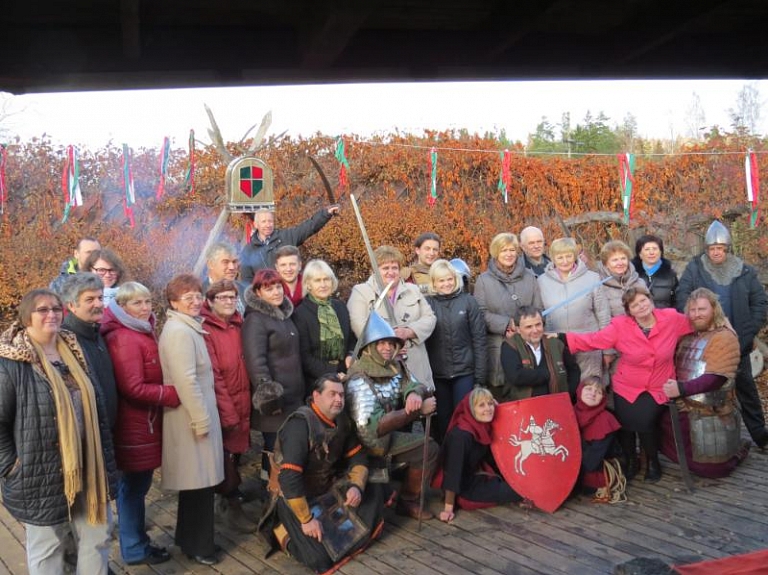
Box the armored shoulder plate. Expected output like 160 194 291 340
345 373 403 452
676 334 734 407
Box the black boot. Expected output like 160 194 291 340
644 454 662 483
625 456 640 481
639 431 662 482
619 431 639 481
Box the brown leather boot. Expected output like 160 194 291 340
396 467 434 520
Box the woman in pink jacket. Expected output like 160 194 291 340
565 286 691 483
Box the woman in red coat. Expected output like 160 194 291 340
101 282 180 566
201 280 255 533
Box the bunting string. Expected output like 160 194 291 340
618 153 636 224
156 136 171 200
428 147 437 206
61 145 83 224
497 149 511 204
746 149 761 228
122 144 136 228
183 129 195 193
334 136 350 191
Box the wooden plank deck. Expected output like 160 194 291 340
2 436 768 575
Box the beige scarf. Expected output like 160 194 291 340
30 336 109 525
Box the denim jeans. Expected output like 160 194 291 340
116 470 154 562
24 493 113 575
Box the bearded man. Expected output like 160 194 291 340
661 288 749 477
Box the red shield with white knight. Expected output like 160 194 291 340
491 393 581 513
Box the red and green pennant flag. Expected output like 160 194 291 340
0 144 7 217
617 153 635 224
122 143 136 228
61 145 83 223
745 149 760 228
183 129 195 193
428 147 438 206
156 136 170 200
497 149 511 204
335 136 350 191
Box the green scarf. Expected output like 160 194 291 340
309 295 344 363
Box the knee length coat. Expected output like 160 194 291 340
347 276 436 389
242 288 305 433
159 310 224 491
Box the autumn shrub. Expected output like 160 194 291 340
0 130 765 327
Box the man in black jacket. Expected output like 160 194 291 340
500 306 580 402
240 205 338 283
60 273 118 431
676 220 768 447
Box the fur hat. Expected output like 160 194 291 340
252 380 284 415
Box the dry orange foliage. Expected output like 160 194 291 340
0 131 765 325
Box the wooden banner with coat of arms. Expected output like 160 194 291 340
491 393 581 513
226 157 274 212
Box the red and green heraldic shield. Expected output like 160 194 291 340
491 393 581 513
239 165 263 198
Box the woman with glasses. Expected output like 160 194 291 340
84 248 127 306
243 269 304 475
158 274 224 565
200 280 255 533
100 282 180 566
0 289 117 574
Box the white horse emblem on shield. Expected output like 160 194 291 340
508 415 569 475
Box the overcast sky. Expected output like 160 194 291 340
3 79 765 150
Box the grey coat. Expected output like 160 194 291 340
538 261 610 378
474 257 542 390
347 276 436 389
159 311 224 491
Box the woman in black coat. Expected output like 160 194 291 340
292 260 356 388
426 259 488 442
632 234 679 309
242 269 304 470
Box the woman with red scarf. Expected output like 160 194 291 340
574 377 622 496
435 387 522 522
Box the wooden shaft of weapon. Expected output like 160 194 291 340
668 401 695 493
417 414 432 532
350 194 397 321
193 206 230 278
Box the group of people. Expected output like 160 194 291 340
0 205 766 574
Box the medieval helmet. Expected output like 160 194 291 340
704 220 732 247
449 258 472 283
357 310 404 357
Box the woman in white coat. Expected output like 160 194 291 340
347 245 436 389
159 274 224 566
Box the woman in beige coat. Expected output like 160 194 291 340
347 245 436 389
159 274 224 566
